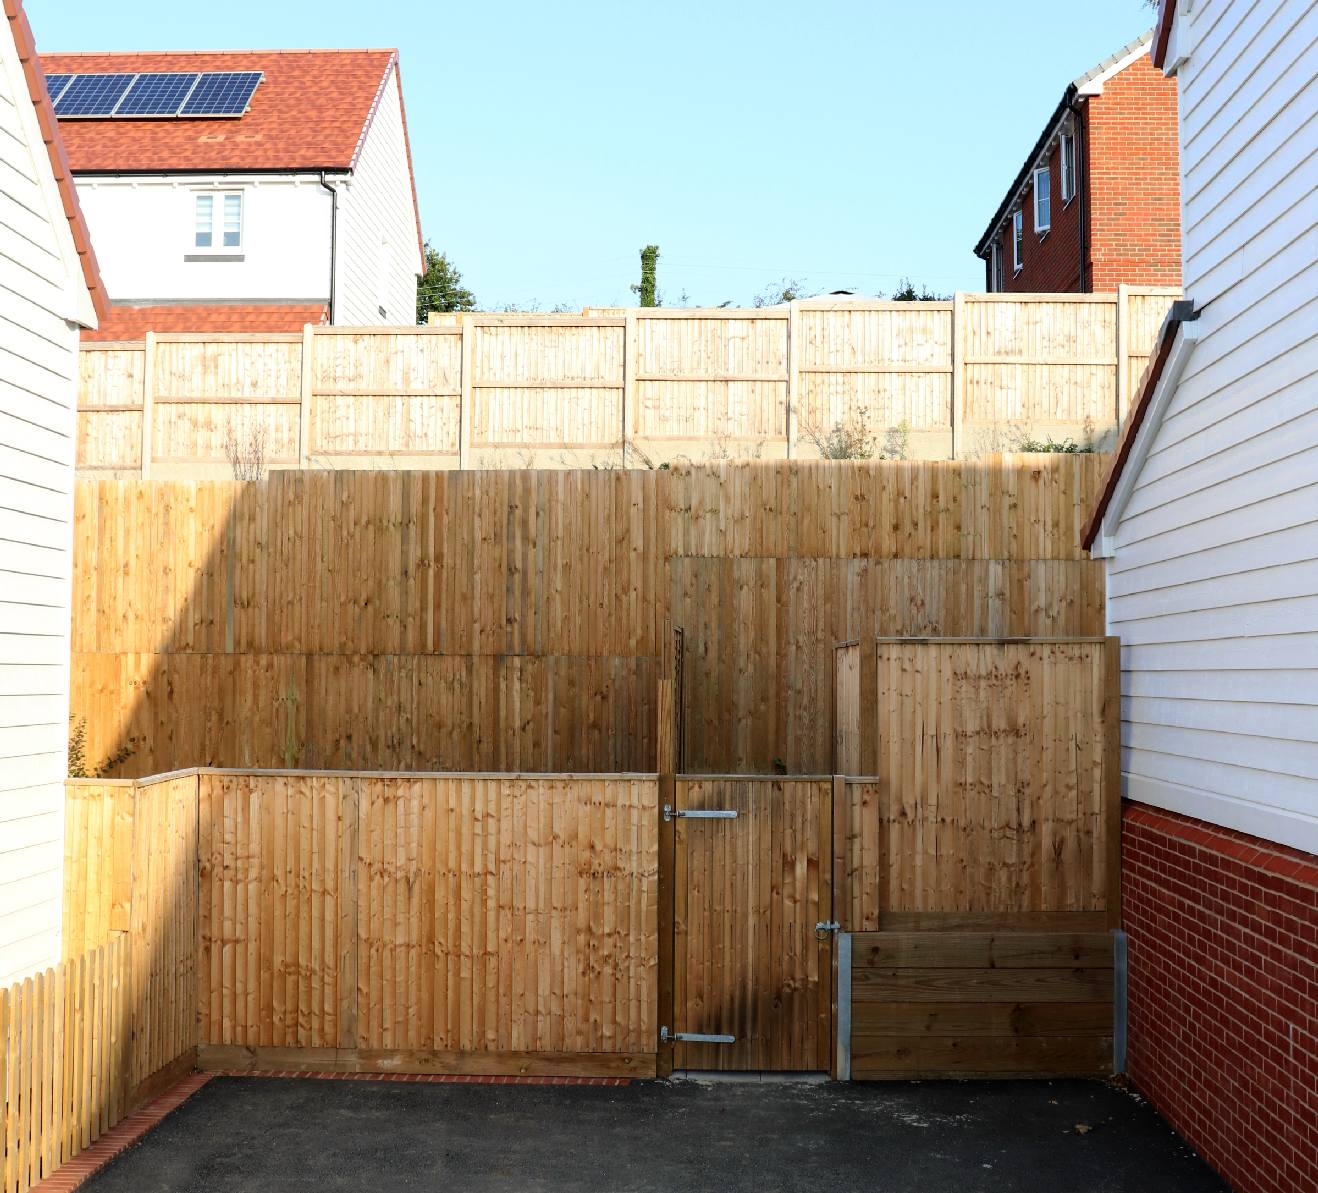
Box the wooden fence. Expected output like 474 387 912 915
77 289 1178 476
71 458 1109 779
62 771 659 1078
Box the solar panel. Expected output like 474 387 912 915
44 73 74 105
179 71 262 117
114 72 200 117
55 73 134 118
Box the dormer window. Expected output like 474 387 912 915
1060 133 1077 202
194 191 242 251
1033 167 1051 233
1012 209 1024 272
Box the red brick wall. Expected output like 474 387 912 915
990 116 1086 293
1086 53 1182 290
1123 803 1318 1193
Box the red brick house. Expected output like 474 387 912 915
974 31 1181 293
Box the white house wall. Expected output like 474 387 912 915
0 26 87 982
335 68 421 325
1106 0 1318 854
73 174 333 305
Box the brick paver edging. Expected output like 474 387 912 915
29 1073 212 1193
213 1069 633 1086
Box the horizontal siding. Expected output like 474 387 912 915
0 30 81 984
335 68 419 326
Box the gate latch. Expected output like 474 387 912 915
815 920 840 940
660 1026 736 1045
663 805 738 823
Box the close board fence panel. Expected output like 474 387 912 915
76 291 1178 475
70 457 1109 779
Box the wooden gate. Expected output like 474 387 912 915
669 777 833 1072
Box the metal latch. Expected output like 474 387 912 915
660 1026 736 1045
663 805 738 823
815 920 840 940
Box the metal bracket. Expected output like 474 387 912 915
660 1026 736 1045
815 920 840 940
662 804 738 823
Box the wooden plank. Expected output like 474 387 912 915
854 932 1113 969
852 967 1114 1003
852 1033 1111 1077
853 1000 1112 1038
196 1044 655 1078
875 911 1109 932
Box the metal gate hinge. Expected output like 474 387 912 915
815 920 840 937
660 1026 736 1045
662 804 738 823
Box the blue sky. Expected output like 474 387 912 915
31 1 1155 310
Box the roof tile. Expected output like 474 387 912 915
82 302 329 341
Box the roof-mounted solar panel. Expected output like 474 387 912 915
44 73 75 105
179 71 262 117
55 73 135 118
115 72 201 117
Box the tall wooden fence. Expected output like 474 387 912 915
71 458 1109 779
77 289 1177 476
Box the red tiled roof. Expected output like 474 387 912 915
38 49 396 172
4 0 108 323
81 302 328 342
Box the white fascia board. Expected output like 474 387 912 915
1097 317 1201 553
1076 40 1155 95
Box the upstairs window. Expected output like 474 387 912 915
1033 167 1051 233
1060 133 1077 203
990 241 1004 292
1012 209 1024 271
194 191 242 251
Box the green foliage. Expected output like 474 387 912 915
416 243 477 323
752 278 810 307
804 410 911 461
1010 434 1094 454
68 717 135 779
632 245 661 307
889 276 948 301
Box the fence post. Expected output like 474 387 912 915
458 315 473 470
622 309 637 467
786 299 800 458
299 325 314 468
950 292 965 459
1116 283 1130 426
140 332 155 480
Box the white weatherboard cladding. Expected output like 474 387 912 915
74 174 333 304
335 68 421 325
0 27 91 981
1106 0 1318 854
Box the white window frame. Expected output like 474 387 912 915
192 189 243 254
1033 166 1051 234
1012 209 1024 272
989 242 1004 292
1059 133 1076 203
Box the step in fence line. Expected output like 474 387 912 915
77 288 1179 477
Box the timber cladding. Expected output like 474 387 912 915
76 292 1178 476
71 457 1108 778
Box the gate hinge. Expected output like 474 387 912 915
663 804 738 823
660 1026 736 1045
815 920 840 938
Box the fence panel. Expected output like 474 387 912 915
835 638 1118 928
75 291 1177 475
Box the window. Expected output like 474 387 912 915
194 191 242 251
989 242 1004 292
1012 209 1024 271
1033 167 1050 233
1060 133 1076 203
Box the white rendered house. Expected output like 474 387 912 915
38 48 423 338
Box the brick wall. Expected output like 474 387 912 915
1087 52 1182 291
990 116 1086 293
1123 803 1318 1193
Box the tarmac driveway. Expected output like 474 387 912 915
82 1074 1226 1192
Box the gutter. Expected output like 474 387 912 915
319 171 338 324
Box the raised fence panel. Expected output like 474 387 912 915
836 639 1116 928
310 329 462 459
76 347 144 473
1123 288 1180 417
